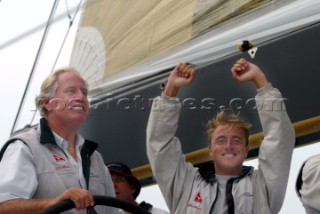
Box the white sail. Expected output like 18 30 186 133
70 0 320 98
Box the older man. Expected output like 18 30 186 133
0 67 117 214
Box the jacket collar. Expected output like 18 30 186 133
198 161 253 183
39 117 98 152
39 117 56 145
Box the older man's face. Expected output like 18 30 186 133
46 71 89 127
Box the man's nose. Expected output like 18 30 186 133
224 140 234 149
77 90 86 98
74 90 87 101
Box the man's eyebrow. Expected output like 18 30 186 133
64 86 75 90
215 136 226 140
231 136 242 139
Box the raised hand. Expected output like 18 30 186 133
231 58 268 89
164 63 195 97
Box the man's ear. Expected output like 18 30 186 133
44 99 51 111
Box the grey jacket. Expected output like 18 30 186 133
146 84 295 214
0 118 116 214
296 154 320 214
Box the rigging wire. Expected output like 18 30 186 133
10 0 102 133
64 0 72 19
0 0 101 50
29 0 84 126
10 0 59 134
50 0 83 73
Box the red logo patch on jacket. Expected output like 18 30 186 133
53 154 65 162
194 192 202 203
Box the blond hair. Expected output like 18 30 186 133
206 110 252 145
35 67 87 118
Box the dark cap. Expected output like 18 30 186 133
106 162 141 199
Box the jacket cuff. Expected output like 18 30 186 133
161 92 180 102
257 83 273 95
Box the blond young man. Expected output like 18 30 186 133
146 59 295 214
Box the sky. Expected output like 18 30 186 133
0 0 319 213
0 0 80 141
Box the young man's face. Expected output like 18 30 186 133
45 71 89 126
111 173 136 203
209 124 249 176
